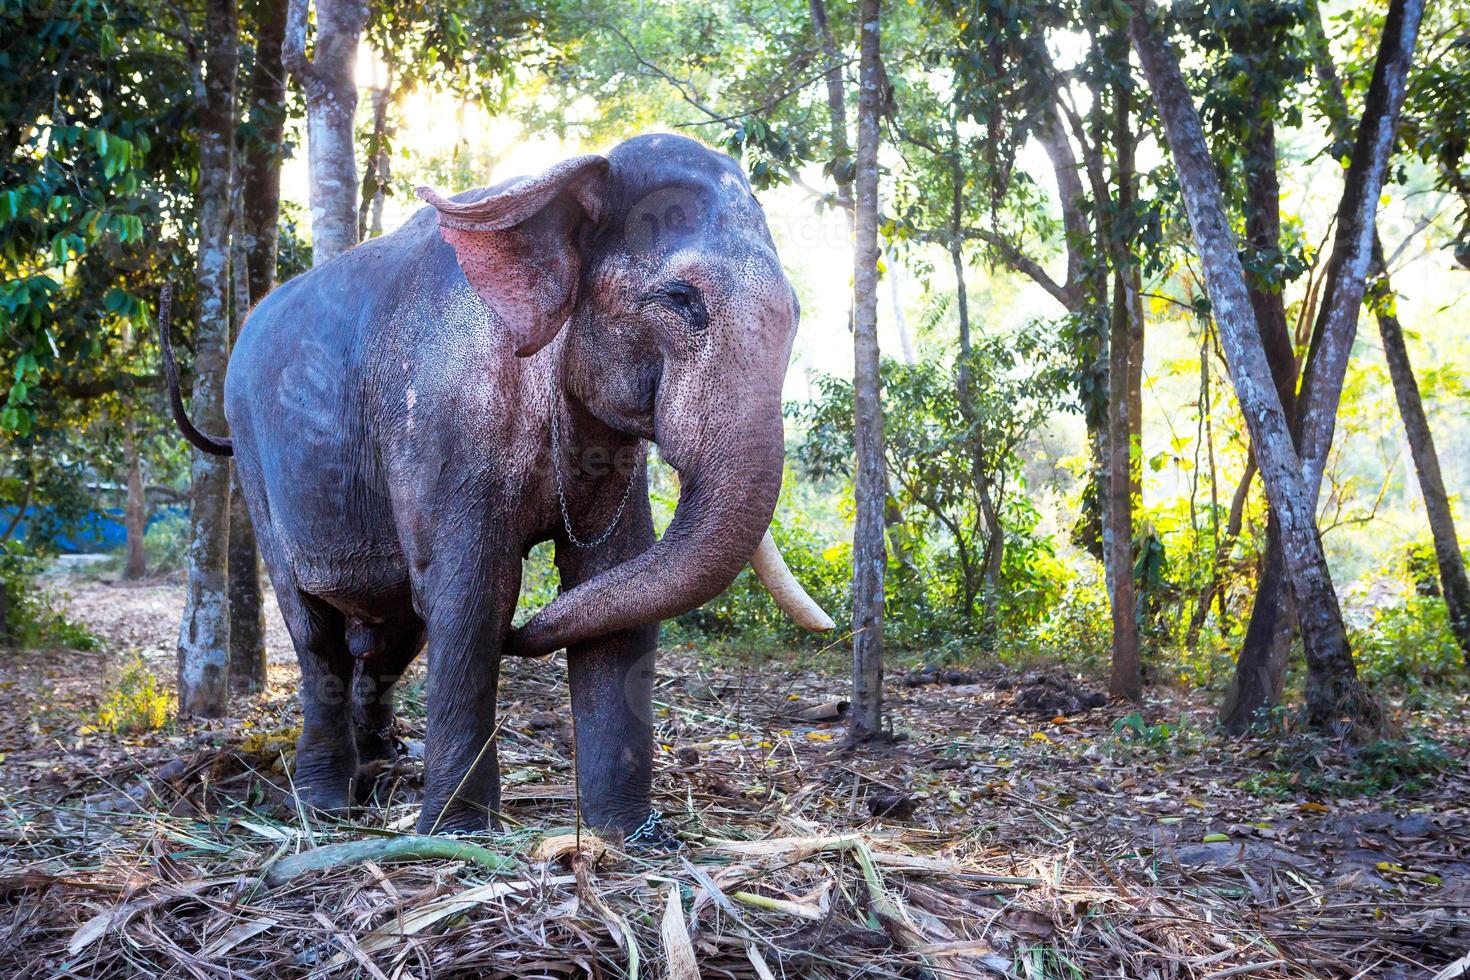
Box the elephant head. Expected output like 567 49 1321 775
419 134 832 656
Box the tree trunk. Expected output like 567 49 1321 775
1106 70 1142 702
228 191 267 693
1129 0 1378 736
227 0 286 695
808 0 852 215
1221 102 1302 732
177 0 238 719
947 125 1002 640
124 428 147 579
122 317 148 580
888 250 915 364
1306 2 1470 668
1127 267 1144 502
284 0 366 265
1285 0 1420 727
1034 93 1107 560
242 0 287 303
848 0 887 741
1372 247 1470 666
358 56 393 240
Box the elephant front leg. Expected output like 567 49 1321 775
556 483 669 842
566 623 660 836
414 564 518 835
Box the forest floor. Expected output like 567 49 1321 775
0 572 1468 978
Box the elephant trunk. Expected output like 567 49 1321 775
510 416 785 657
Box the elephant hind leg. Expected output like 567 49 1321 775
349 616 425 797
275 589 358 813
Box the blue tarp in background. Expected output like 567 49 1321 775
0 505 187 554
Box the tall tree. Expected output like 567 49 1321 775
1224 0 1424 727
228 0 289 695
1106 37 1142 702
177 0 240 718
1128 0 1378 734
122 317 148 581
849 0 887 740
1216 2 1312 732
1307 2 1470 668
284 0 366 264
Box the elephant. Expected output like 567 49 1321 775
160 133 833 841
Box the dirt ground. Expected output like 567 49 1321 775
1 573 1468 977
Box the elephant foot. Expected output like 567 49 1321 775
291 777 353 815
293 730 357 813
416 801 501 836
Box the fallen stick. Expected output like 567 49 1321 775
263 835 516 887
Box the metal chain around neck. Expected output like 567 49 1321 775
549 386 643 549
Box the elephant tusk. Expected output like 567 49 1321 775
670 471 834 632
748 528 836 632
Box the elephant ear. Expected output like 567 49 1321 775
418 154 608 357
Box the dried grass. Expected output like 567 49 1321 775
1 639 1467 977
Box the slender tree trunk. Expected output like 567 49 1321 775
1106 66 1141 701
1129 0 1378 735
1372 245 1470 665
243 0 287 304
124 428 147 579
1035 95 1107 560
1221 107 1302 732
809 0 852 214
1287 0 1420 726
178 0 238 719
1306 3 1470 668
121 319 148 580
284 0 365 265
358 56 393 241
849 0 886 741
947 124 1003 639
228 193 267 693
888 250 915 364
1127 264 1144 502
227 0 286 695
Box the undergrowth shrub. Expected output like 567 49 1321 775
1348 545 1468 692
1010 565 1110 678
0 545 96 650
92 654 171 732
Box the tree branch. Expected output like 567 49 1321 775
282 0 313 83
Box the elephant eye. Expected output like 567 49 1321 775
644 280 708 331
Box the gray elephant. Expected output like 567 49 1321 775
161 134 832 840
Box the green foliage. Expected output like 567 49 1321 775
1390 2 1470 264
796 331 1071 648
141 510 192 576
1112 711 1175 747
1237 735 1453 799
1348 547 1469 693
1012 563 1111 677
92 655 171 733
0 0 196 438
0 546 97 651
513 540 560 628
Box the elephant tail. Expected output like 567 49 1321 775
158 284 234 457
